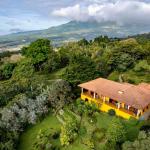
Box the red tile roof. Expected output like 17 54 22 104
138 83 150 90
78 78 150 109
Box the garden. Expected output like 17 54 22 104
17 99 148 150
0 37 150 150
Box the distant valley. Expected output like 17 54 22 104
0 21 150 51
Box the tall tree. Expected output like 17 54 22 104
62 54 100 85
47 80 73 113
21 39 52 70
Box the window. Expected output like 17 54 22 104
124 104 128 110
95 93 99 99
109 99 118 107
90 91 94 97
85 98 88 102
83 89 88 93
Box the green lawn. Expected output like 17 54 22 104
17 114 61 150
96 112 113 129
18 110 142 150
48 67 66 80
18 112 91 150
34 67 66 81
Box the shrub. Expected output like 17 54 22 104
76 98 84 105
60 116 78 146
90 103 99 112
128 117 139 126
106 118 126 143
108 109 116 116
0 63 16 80
33 129 60 150
52 131 60 139
79 126 87 135
47 80 73 114
122 131 150 150
100 141 117 150
93 128 105 141
89 114 97 124
82 137 95 149
134 60 150 73
12 58 34 79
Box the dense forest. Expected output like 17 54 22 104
0 35 150 150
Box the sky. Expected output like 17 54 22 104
0 0 150 35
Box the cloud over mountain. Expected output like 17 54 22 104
52 0 150 26
0 0 149 35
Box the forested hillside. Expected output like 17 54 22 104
0 21 150 49
0 36 150 150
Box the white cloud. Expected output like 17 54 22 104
52 0 150 25
53 4 91 22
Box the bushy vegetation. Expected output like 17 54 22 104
122 131 150 150
47 80 73 114
108 109 116 116
106 118 127 143
0 62 16 80
17 100 147 150
0 35 150 150
0 80 72 149
33 129 60 150
60 115 78 146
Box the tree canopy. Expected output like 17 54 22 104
62 54 100 85
21 39 52 69
122 131 150 150
106 118 126 143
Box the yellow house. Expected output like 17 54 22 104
78 78 150 120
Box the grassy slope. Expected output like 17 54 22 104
34 67 66 81
18 116 94 150
17 114 61 150
18 110 142 150
17 68 142 150
17 113 90 150
48 67 66 80
108 70 150 84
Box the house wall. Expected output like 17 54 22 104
81 93 139 120
140 109 150 120
100 103 137 119
140 104 150 120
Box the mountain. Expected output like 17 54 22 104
0 21 150 50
